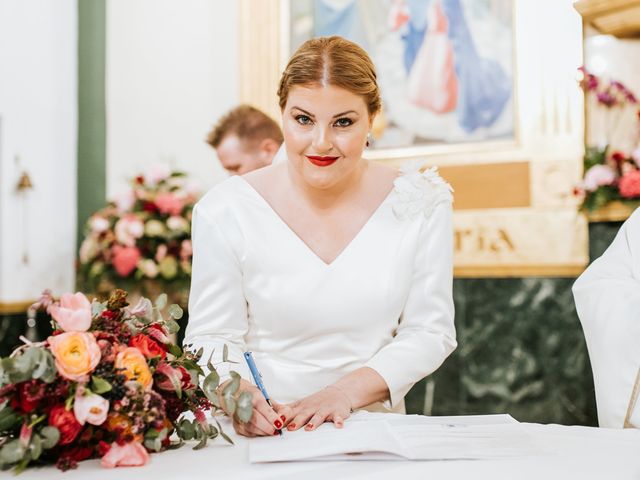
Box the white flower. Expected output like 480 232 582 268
147 164 172 185
137 259 159 279
115 215 144 247
79 236 99 263
89 216 110 234
114 189 135 214
582 164 616 192
145 219 166 237
392 161 453 220
167 215 188 232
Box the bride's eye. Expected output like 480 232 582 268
334 118 353 127
295 114 312 125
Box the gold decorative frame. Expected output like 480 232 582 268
239 0 589 277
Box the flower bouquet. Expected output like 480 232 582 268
0 289 252 473
78 165 199 302
576 67 640 212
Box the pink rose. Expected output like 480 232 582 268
74 390 109 426
48 332 101 381
112 245 141 277
582 165 617 192
619 170 640 198
154 193 184 216
48 292 92 332
115 215 144 247
155 244 168 262
100 441 149 468
180 240 192 260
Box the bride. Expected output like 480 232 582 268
185 35 457 437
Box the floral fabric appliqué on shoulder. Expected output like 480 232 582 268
392 160 454 221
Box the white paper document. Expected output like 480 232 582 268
249 411 530 463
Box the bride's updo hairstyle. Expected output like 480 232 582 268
277 36 382 117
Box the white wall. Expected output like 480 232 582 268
106 0 238 198
0 0 77 302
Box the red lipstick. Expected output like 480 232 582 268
306 155 339 167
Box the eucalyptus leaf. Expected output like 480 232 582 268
208 425 219 439
91 376 112 394
215 419 234 445
0 440 25 464
236 391 253 424
165 319 180 334
222 344 229 363
28 434 42 460
223 395 236 415
39 426 60 449
168 344 182 358
193 436 208 450
91 301 107 317
223 372 240 396
202 371 220 403
178 419 195 441
168 304 183 320
32 350 56 384
0 404 20 431
155 294 168 310
144 438 162 452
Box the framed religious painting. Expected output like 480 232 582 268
239 0 589 277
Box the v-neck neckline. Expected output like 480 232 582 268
235 176 395 267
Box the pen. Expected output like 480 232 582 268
244 351 282 435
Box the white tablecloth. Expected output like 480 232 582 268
17 419 640 480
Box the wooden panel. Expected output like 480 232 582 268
575 0 640 37
0 301 33 315
439 162 530 210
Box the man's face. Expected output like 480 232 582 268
215 134 272 175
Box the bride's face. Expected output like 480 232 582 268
282 84 371 190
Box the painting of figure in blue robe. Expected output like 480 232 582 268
290 0 514 149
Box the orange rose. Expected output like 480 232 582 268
48 332 101 381
115 347 153 390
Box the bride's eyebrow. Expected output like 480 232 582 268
290 107 359 118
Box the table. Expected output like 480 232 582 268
17 419 640 480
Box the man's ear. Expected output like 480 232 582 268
259 138 281 163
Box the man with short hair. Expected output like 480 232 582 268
207 105 283 175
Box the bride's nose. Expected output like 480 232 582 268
312 126 333 153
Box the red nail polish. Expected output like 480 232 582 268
273 430 279 436
288 423 296 430
280 415 286 422
274 420 282 429
306 423 314 429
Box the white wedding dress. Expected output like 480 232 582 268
184 164 457 412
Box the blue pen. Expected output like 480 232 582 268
244 351 282 435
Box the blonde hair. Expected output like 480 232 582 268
277 36 381 117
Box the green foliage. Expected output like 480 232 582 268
236 391 253 424
583 145 607 170
2 347 57 385
91 376 112 394
168 304 183 320
0 403 20 431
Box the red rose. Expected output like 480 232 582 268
97 440 111 457
129 334 166 359
48 405 83 445
10 380 45 413
142 201 158 213
611 151 626 165
60 445 94 462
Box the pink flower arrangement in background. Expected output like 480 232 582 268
576 68 640 211
78 166 199 295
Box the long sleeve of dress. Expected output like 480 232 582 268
572 208 640 428
365 201 457 408
183 200 252 382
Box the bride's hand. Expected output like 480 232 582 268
284 385 352 432
220 379 292 437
